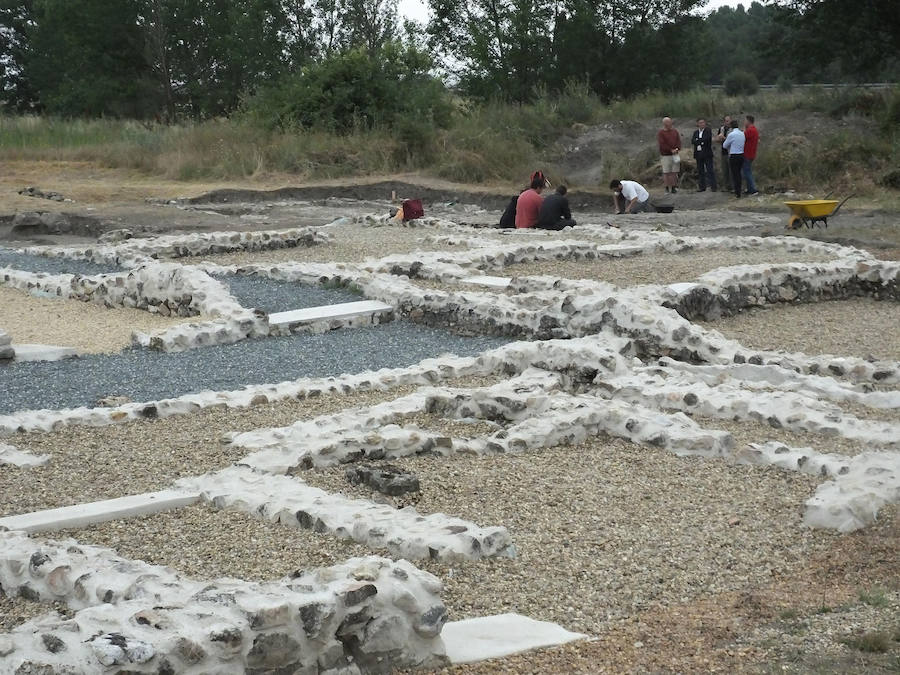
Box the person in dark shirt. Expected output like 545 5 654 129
537 185 576 230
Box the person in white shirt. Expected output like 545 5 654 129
609 179 651 214
721 119 746 198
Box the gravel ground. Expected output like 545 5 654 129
0 593 73 631
188 223 473 266
693 417 891 457
55 502 375 583
214 273 361 313
503 249 838 286
699 298 900 362
0 285 197 354
299 435 837 635
0 376 501 517
837 401 900 424
742 590 900 672
0 321 511 415
0 248 120 276
31 433 843 635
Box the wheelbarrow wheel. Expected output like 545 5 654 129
787 214 803 230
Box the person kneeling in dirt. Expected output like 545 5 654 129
610 179 651 214
536 185 576 230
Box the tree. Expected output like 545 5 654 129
427 0 556 101
775 0 900 81
426 0 706 101
22 0 155 116
150 0 291 118
0 1 39 111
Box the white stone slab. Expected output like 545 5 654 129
0 490 200 533
668 282 699 295
268 300 393 327
442 613 587 663
460 275 512 288
12 343 79 362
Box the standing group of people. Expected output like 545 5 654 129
501 114 761 226
691 114 760 198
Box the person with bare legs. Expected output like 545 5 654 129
657 117 681 193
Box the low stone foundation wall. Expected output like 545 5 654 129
1 263 244 319
0 530 449 674
0 329 13 361
18 227 329 267
671 259 900 321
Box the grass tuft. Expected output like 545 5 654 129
858 587 890 608
842 631 892 653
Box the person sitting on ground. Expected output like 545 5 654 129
515 172 548 228
537 185 576 230
610 178 651 214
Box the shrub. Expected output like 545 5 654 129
723 70 759 96
842 631 891 653
776 75 793 93
827 88 885 119
240 43 453 136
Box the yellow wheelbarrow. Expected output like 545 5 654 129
783 194 853 229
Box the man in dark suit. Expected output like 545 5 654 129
691 118 717 192
537 185 576 230
716 114 733 188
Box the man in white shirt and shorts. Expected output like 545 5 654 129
609 179 651 214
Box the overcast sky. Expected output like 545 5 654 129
398 0 756 23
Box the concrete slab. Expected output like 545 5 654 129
460 275 512 288
268 300 393 327
0 490 201 533
441 613 587 663
668 282 700 295
12 343 79 362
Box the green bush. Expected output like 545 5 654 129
723 70 759 96
776 75 793 93
827 88 885 119
878 87 900 130
240 43 453 136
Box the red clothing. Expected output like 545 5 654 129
744 124 759 160
515 189 543 228
657 128 680 155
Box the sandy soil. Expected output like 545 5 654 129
0 285 199 353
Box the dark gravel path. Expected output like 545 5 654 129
0 248 121 276
0 322 511 414
216 274 361 313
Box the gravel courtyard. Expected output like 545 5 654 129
1 190 898 673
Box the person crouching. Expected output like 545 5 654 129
610 179 651 214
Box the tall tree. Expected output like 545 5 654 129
0 0 38 111
776 0 900 81
23 0 155 116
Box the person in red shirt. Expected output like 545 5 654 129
515 173 547 228
742 115 759 196
657 117 681 193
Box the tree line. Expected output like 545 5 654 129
1 0 897 122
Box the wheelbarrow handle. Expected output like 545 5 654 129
831 194 854 217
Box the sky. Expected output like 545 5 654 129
398 0 755 23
